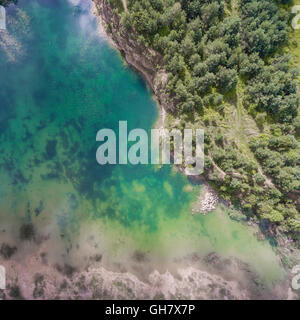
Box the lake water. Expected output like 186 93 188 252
0 0 285 294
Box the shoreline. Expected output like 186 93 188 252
91 1 166 131
91 0 221 214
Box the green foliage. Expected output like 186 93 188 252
244 55 299 123
124 0 240 111
239 0 288 57
108 0 124 13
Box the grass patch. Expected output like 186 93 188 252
108 0 124 13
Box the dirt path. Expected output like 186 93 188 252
235 80 274 187
122 0 128 12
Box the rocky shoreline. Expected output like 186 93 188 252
192 185 219 215
92 0 173 111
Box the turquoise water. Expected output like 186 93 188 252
0 0 285 287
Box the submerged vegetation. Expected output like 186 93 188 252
106 0 300 240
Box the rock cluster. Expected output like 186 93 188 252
192 186 219 215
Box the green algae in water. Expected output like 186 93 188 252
0 0 285 286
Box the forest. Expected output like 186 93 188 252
107 0 300 241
